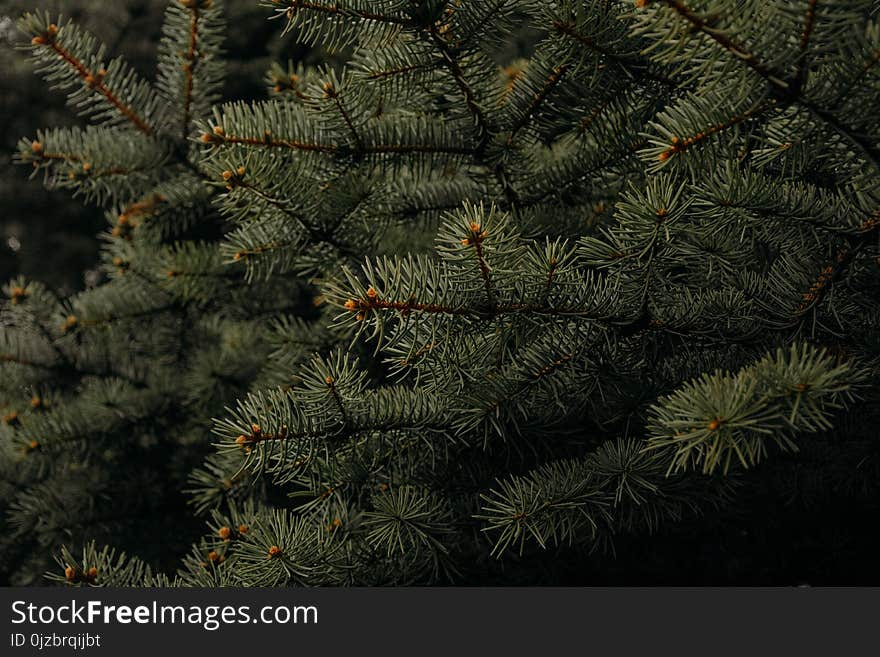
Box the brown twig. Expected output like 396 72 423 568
46 40 154 135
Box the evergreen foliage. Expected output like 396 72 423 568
2 0 879 585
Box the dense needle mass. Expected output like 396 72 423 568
1 0 878 586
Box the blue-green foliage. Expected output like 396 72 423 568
2 0 878 585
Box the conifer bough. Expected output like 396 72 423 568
2 0 878 586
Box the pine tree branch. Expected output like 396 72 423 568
234 418 445 447
207 132 475 156
231 241 289 259
0 354 49 369
180 4 203 141
467 228 497 308
551 20 677 89
798 0 819 53
520 140 643 208
492 61 576 218
529 351 577 382
452 0 512 49
208 132 337 152
428 26 491 153
366 143 476 156
26 408 161 449
323 185 371 237
793 257 839 318
365 62 432 81
656 101 776 163
164 268 242 281
791 214 879 319
325 378 350 426
272 0 408 25
648 0 880 170
31 308 76 371
493 162 522 221
229 177 358 258
232 180 319 240
346 295 626 323
328 90 364 150
578 96 618 135
797 100 880 172
348 297 472 317
30 148 140 178
506 64 570 146
840 47 880 99
41 39 154 136
650 0 787 87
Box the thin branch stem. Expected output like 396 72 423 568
429 26 491 153
181 6 202 141
507 64 570 146
655 0 787 87
46 40 154 135
276 0 407 25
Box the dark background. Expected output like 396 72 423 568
1 1 877 585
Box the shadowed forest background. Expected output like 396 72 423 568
0 0 877 585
